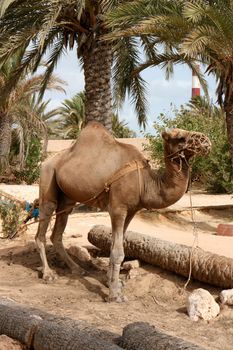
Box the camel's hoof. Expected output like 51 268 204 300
42 270 58 283
106 295 128 303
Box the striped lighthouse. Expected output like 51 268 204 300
192 64 201 98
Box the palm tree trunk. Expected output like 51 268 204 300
88 225 233 289
0 111 12 174
83 40 113 131
0 299 121 350
224 104 233 173
121 322 205 350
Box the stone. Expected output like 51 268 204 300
122 260 140 271
67 246 91 262
216 224 233 237
219 289 233 305
126 268 140 280
187 288 220 321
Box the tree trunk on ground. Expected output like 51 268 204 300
0 299 207 350
88 225 233 288
120 322 206 350
224 105 233 173
0 111 12 174
0 298 43 347
83 40 113 131
0 298 122 350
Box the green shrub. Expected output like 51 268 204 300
0 202 22 238
14 137 42 184
146 98 233 193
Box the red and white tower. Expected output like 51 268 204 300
192 65 201 98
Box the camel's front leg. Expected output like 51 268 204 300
108 211 127 302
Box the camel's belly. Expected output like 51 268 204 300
56 168 109 203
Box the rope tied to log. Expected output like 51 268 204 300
184 169 200 290
165 134 203 289
165 139 202 290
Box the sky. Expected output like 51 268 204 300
44 49 217 136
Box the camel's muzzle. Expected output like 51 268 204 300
186 132 211 156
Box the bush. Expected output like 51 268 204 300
14 137 42 184
146 98 233 193
0 202 22 238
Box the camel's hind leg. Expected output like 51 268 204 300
50 196 83 274
35 164 59 282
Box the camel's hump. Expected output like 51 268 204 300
73 121 117 148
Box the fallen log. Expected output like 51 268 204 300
88 225 233 288
0 298 43 347
0 298 122 350
120 322 206 350
0 299 207 350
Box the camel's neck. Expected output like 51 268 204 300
141 155 190 210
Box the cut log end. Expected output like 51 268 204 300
120 322 206 350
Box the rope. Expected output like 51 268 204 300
183 166 199 290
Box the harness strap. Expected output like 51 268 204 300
104 160 148 195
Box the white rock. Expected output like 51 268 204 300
187 288 220 321
126 268 140 280
219 289 233 305
68 246 91 262
122 260 140 271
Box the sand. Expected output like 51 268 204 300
0 184 233 349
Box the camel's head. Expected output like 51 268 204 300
162 128 211 161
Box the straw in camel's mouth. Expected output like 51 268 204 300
186 132 212 156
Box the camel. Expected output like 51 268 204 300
35 121 211 302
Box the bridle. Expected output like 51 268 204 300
165 133 210 172
166 149 190 172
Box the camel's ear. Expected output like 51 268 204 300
161 131 170 141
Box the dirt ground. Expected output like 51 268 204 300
1 184 233 350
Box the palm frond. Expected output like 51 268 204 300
113 36 148 128
40 39 66 98
0 0 15 16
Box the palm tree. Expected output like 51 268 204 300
53 91 136 139
182 1 233 171
112 114 136 138
19 95 60 161
57 92 85 138
106 0 233 171
0 0 152 136
0 52 64 173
